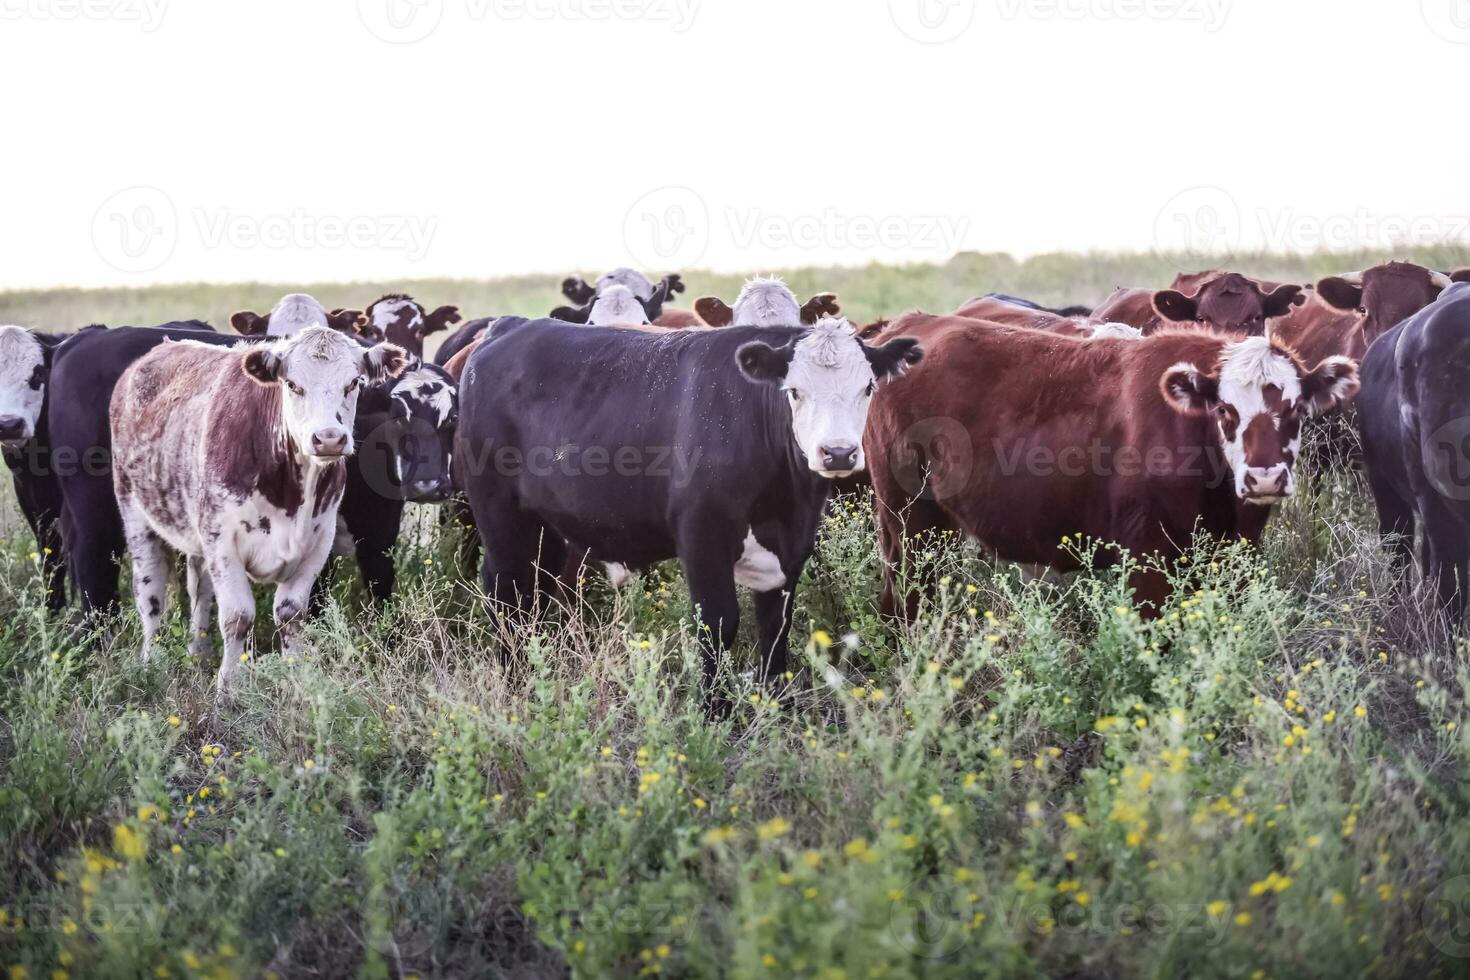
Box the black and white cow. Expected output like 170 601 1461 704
560 268 685 308
552 276 676 325
335 361 458 603
354 293 462 359
111 328 406 693
457 316 922 697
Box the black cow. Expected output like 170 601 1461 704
984 293 1093 318
457 316 921 697
1358 282 1470 622
434 317 496 368
49 326 455 614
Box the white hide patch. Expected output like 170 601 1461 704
392 367 456 426
0 326 45 441
1086 322 1143 340
733 276 802 327
734 530 786 592
268 293 331 337
597 268 654 301
783 318 879 476
371 296 422 335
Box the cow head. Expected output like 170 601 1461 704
553 271 681 325
0 326 49 446
1152 274 1304 335
230 293 364 339
243 326 408 462
737 318 924 478
1316 262 1453 344
696 277 842 328
360 293 461 357
1161 336 1359 504
385 363 458 502
587 285 653 326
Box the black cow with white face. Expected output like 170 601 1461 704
49 325 454 614
0 324 93 609
551 268 683 324
336 361 459 602
354 294 462 359
457 316 921 700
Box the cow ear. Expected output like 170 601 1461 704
1152 290 1198 324
231 311 269 336
1451 269 1470 285
550 304 592 324
326 308 366 335
561 277 596 305
1160 362 1219 414
1301 356 1361 414
1262 284 1305 317
736 341 793 382
1316 277 1364 312
242 348 282 385
800 293 841 325
663 273 686 295
422 305 461 336
363 342 409 382
865 337 923 380
695 297 733 327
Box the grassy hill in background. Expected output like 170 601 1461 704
4 247 1470 333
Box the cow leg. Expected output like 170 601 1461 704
62 476 127 616
352 503 402 605
210 559 255 696
874 495 952 622
677 525 742 694
753 586 797 682
184 555 215 659
1420 497 1470 630
272 576 316 661
122 514 170 662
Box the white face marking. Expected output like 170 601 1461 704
597 268 654 301
393 367 456 425
782 319 879 477
734 529 786 591
1214 337 1303 501
371 296 422 336
268 293 331 337
733 276 802 327
587 285 649 326
1086 322 1143 340
0 326 45 444
272 327 368 459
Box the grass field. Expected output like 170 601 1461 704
3 253 1470 979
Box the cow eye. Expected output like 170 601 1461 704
1357 306 1367 315
344 378 360 395
286 380 303 396
864 381 876 397
787 389 802 403
1195 316 1206 324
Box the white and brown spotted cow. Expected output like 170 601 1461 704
110 327 406 694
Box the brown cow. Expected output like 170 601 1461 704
1314 262 1456 348
1092 273 1304 336
953 296 1141 340
864 314 1359 617
230 293 365 338
693 277 841 327
111 327 407 694
653 308 708 328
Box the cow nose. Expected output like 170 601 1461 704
820 444 859 472
409 477 450 501
1243 465 1289 496
0 415 24 440
311 427 349 456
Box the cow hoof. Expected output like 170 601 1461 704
188 641 213 660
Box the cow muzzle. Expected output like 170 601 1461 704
0 415 28 444
407 476 452 503
816 444 862 478
310 427 351 458
1241 464 1292 504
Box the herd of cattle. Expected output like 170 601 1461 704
4 261 1470 699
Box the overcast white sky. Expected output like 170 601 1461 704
2 0 1467 288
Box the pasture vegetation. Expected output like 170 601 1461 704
3 254 1470 978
